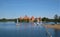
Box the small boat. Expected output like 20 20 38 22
16 18 20 26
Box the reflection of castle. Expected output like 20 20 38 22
19 15 42 22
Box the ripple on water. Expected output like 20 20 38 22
0 22 55 37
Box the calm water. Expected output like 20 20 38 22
0 22 57 37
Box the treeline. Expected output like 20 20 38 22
0 18 17 22
42 17 60 22
42 14 60 24
0 14 60 23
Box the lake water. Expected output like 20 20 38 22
0 22 59 37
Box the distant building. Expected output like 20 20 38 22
19 15 41 22
37 17 42 22
31 16 35 22
38 17 42 21
23 15 30 22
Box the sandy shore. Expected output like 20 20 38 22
45 24 60 30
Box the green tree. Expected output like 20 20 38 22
58 16 60 22
42 17 49 22
54 14 58 24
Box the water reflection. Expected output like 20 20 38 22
0 22 55 37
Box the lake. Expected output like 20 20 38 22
0 22 59 37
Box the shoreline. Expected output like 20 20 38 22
45 24 60 30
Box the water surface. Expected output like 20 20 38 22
0 22 56 37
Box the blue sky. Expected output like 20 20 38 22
0 0 60 19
